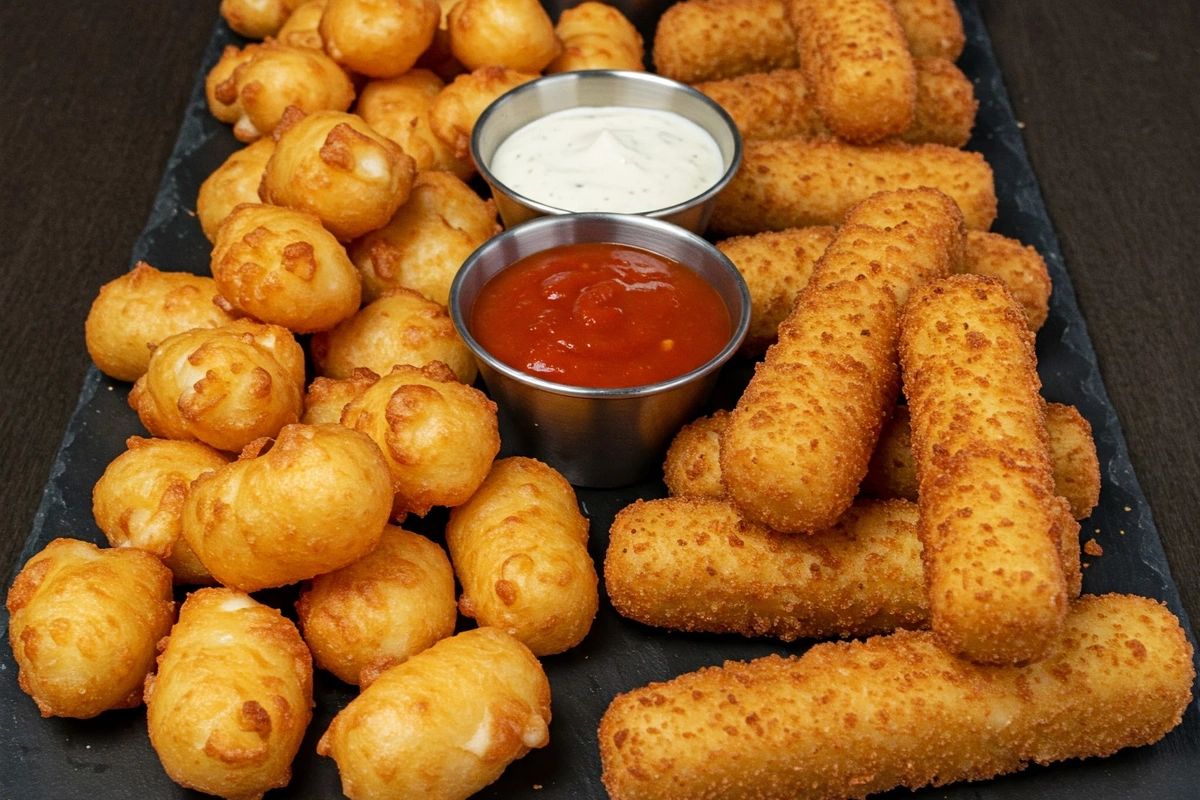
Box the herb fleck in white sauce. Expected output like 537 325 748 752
489 106 725 214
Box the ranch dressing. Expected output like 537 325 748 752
488 106 724 213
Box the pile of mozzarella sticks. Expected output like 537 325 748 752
598 1 1195 798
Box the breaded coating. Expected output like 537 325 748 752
295 525 456 686
182 424 393 592
696 58 974 147
351 170 500 306
599 594 1194 800
446 458 599 656
320 0 440 78
651 0 797 84
92 437 230 585
721 189 966 534
85 262 238 382
547 2 645 73
662 410 732 499
892 0 965 60
340 362 500 517
958 229 1053 330
146 589 312 800
355 70 474 180
788 0 917 144
709 138 997 236
7 539 174 719
301 369 378 425
606 497 926 641
128 319 305 453
900 274 1071 664
276 0 326 50
197 138 276 242
448 0 561 73
317 627 551 800
428 66 539 161
715 226 836 356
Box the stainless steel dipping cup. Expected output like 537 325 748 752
449 213 750 488
471 71 742 235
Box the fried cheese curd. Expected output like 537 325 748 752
351 170 500 305
145 589 312 800
261 108 416 242
447 458 599 656
311 287 477 383
695 57 976 147
428 66 539 160
205 41 355 143
355 70 475 180
92 437 231 585
900 274 1073 664
6 539 174 719
277 0 327 49
85 262 239 382
720 189 966 533
651 0 796 85
607 497 926 642
301 368 378 424
197 138 277 242
128 319 305 453
318 627 551 800
295 525 456 686
546 2 645 73
447 0 560 73
599 594 1194 800
220 0 304 39
210 203 362 332
709 138 997 236
182 424 393 592
320 0 441 78
340 362 500 516
789 0 917 144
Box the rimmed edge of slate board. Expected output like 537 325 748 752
3 0 1199 797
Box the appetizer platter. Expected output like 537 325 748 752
3 0 1200 798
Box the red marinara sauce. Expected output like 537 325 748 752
470 242 731 389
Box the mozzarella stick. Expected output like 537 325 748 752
721 189 966 534
606 497 928 641
900 274 1071 664
600 593 1194 800
651 0 797 84
788 0 917 144
957 230 1053 330
893 0 965 60
696 57 975 147
709 138 997 236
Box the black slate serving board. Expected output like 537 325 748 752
3 1 1199 797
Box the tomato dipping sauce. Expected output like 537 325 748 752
470 243 732 389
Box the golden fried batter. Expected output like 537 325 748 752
318 627 551 800
92 436 230 585
296 525 456 686
652 0 797 84
788 0 916 144
340 362 500 517
85 262 238 382
145 588 312 800
900 274 1071 664
447 0 561 73
710 138 996 236
351 170 500 305
447 458 598 656
606 497 926 641
599 594 1193 800
428 66 539 161
662 410 731 500
893 0 965 60
301 369 378 425
220 0 303 38
196 138 277 242
721 189 965 533
261 108 416 242
320 0 441 78
276 0 326 49
210 203 362 333
355 70 475 180
547 2 645 73
128 319 305 453
311 287 477 383
182 423 393 592
7 539 173 719
957 229 1053 331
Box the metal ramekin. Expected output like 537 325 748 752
471 71 743 235
449 213 750 488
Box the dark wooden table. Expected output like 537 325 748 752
1 0 1197 629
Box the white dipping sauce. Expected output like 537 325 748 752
488 106 725 213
